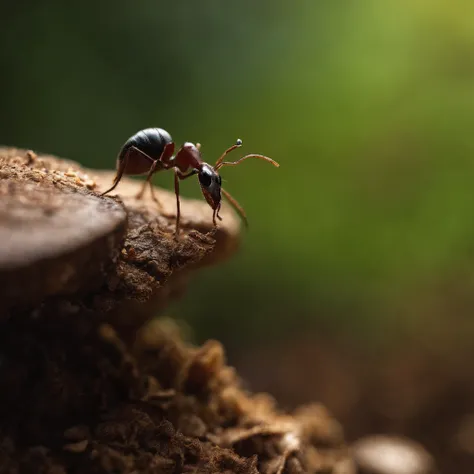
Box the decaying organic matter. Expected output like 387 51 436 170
0 147 352 473
0 315 352 474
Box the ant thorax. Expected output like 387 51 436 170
172 142 202 172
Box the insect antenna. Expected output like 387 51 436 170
215 154 280 171
214 139 243 169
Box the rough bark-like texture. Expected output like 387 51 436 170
0 147 239 329
0 146 352 473
0 316 352 474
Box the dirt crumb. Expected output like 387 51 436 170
0 316 350 473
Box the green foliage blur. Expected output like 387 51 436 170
3 1 474 350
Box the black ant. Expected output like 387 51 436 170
100 128 279 238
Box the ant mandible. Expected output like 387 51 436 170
100 127 279 238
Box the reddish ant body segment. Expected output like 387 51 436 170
101 127 279 238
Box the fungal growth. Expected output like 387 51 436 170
101 128 280 238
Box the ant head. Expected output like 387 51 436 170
198 163 222 210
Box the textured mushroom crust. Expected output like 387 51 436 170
0 146 352 474
0 316 352 474
0 147 240 322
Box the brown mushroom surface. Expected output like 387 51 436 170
0 146 351 473
0 147 240 325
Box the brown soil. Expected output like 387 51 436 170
0 315 349 474
0 148 351 473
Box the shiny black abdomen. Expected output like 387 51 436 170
118 127 173 175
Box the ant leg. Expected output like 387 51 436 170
101 151 130 196
216 203 223 222
212 207 218 227
135 159 159 200
209 203 222 235
102 145 157 197
135 144 175 201
172 169 198 240
148 181 163 209
174 168 181 240
177 169 197 180
101 172 121 196
158 142 176 168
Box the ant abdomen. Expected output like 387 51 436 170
119 128 173 175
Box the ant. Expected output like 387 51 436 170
100 127 279 238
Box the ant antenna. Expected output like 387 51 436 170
214 139 243 169
215 154 279 171
214 138 279 171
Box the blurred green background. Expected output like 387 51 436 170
2 1 474 469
